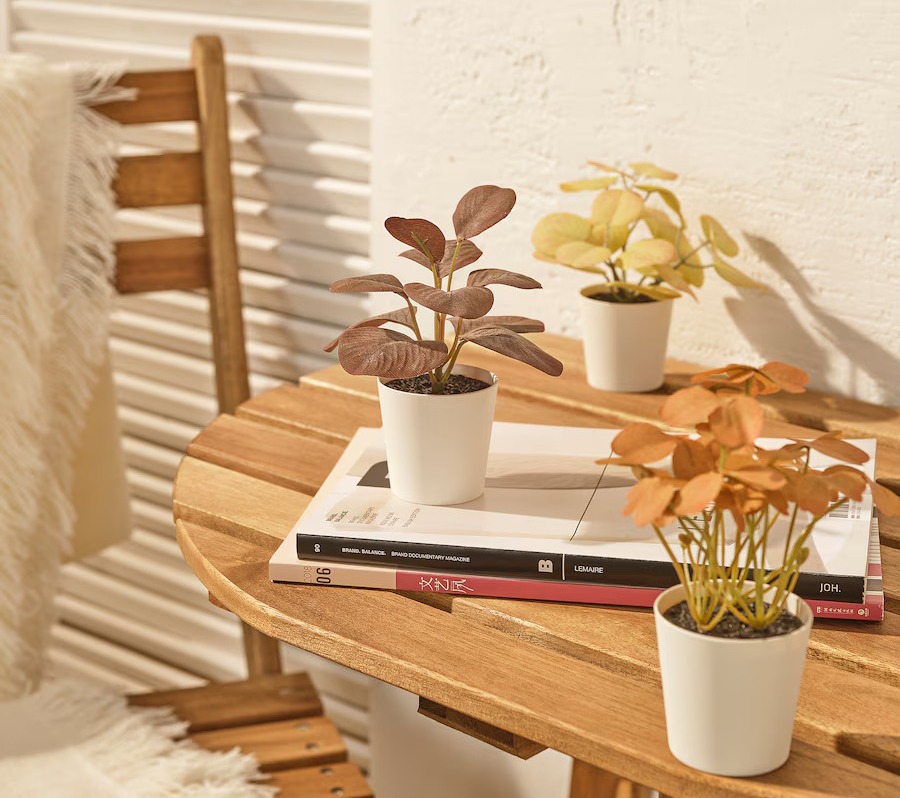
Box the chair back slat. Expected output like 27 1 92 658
115 237 210 294
96 69 199 124
98 36 250 415
113 152 205 208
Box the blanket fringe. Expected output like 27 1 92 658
0 57 126 698
5 679 276 797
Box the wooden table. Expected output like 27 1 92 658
174 334 900 798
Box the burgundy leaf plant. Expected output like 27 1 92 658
326 186 564 393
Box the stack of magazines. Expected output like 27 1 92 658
269 423 885 621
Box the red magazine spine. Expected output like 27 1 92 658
294 561 882 620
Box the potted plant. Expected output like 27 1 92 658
532 161 763 392
601 362 900 776
325 185 563 505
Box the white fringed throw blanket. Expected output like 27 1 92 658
0 679 275 797
0 59 274 796
0 55 124 699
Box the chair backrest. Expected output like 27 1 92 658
96 35 249 416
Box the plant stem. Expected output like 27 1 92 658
405 298 423 341
440 335 465 383
670 239 711 270
445 240 462 292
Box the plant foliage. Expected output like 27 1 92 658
327 186 563 393
532 161 763 303
600 362 900 631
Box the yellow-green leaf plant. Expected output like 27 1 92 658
532 160 763 303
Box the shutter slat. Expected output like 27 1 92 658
52 622 205 689
12 0 370 65
35 0 370 27
12 32 370 104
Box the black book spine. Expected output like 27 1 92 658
297 535 565 581
296 535 866 601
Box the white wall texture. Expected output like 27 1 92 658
372 0 900 404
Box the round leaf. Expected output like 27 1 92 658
384 217 446 265
587 160 625 175
454 315 544 334
618 238 677 272
871 481 900 516
467 268 541 289
605 224 631 253
461 325 563 376
797 432 869 465
324 306 417 352
336 327 448 379
655 261 696 299
624 477 676 527
452 185 516 239
672 439 716 479
554 241 612 270
437 240 483 278
591 189 644 227
660 386 721 428
713 257 763 289
612 423 680 464
675 472 723 515
761 361 808 393
630 162 678 180
531 213 592 257
330 274 407 295
700 214 739 257
638 184 684 224
709 395 764 448
560 176 618 192
404 282 494 319
641 207 680 243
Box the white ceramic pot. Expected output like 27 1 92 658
653 584 813 777
376 364 498 505
580 286 673 392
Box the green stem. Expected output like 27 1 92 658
670 239 712 270
445 240 462 292
440 336 465 382
405 298 423 341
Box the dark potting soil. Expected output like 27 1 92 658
587 290 655 304
384 373 490 395
664 600 804 639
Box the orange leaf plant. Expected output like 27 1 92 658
601 362 900 632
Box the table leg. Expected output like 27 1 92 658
241 620 282 676
569 760 646 798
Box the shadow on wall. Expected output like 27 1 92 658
724 235 900 403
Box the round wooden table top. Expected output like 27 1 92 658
174 334 900 798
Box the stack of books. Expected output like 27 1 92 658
269 423 885 622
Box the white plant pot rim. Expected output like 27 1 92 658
653 582 813 642
580 284 675 304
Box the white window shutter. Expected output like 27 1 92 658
8 0 372 766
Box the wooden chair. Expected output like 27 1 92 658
96 35 372 797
